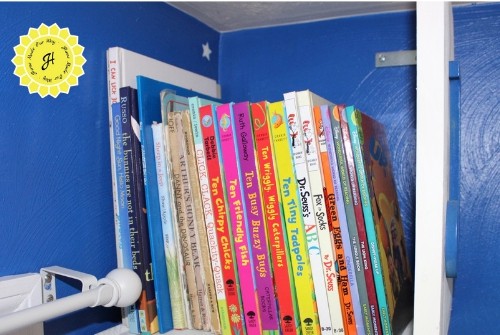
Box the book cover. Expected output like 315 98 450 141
296 91 344 334
232 102 279 332
151 122 187 329
199 104 244 335
120 86 158 334
346 107 413 334
319 105 363 335
181 109 213 331
188 96 228 335
217 103 262 335
251 101 298 335
136 75 218 332
340 107 382 335
268 101 319 335
331 105 372 335
284 91 332 335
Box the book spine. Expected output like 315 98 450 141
175 111 203 330
268 101 319 335
251 101 298 335
151 122 188 329
188 97 227 335
315 106 358 335
232 102 279 332
340 106 382 335
331 105 372 335
181 110 213 331
297 94 344 335
284 92 332 335
120 86 158 334
217 103 262 335
106 48 138 333
345 107 391 335
200 104 244 335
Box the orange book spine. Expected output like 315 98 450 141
199 104 244 335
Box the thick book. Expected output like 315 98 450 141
232 102 279 332
268 101 319 335
251 101 298 335
345 107 413 334
188 96 228 335
151 122 188 329
136 75 219 332
331 105 372 335
319 105 364 335
296 90 344 334
216 103 262 335
284 91 333 335
120 86 158 334
199 104 244 335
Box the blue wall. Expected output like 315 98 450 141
0 3 218 334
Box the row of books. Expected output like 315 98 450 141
106 47 413 335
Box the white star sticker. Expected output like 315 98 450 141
202 42 212 61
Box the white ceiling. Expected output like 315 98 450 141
168 2 417 32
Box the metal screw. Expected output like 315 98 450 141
44 273 52 283
47 294 54 302
379 54 386 62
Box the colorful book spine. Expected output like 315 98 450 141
232 102 279 332
251 101 299 335
340 107 382 335
120 86 158 334
217 103 262 335
284 92 332 335
200 104 244 335
315 105 365 335
188 97 228 335
345 106 390 334
268 101 319 335
181 109 213 331
314 105 358 335
151 122 188 329
331 105 372 335
106 48 138 333
296 91 344 334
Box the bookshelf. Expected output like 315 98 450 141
1 1 499 334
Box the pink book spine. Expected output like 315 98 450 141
232 102 279 331
216 103 262 334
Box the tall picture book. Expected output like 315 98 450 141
188 96 229 335
268 101 319 335
119 86 158 334
330 105 373 335
199 103 244 335
319 104 365 335
232 102 279 332
345 107 414 334
216 103 262 335
251 101 298 335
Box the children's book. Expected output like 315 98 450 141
268 101 319 335
136 75 219 332
320 105 365 335
251 101 298 335
151 122 187 329
296 90 344 334
330 105 372 335
216 103 262 335
345 107 414 335
232 102 279 332
199 103 244 335
284 91 332 335
188 96 228 335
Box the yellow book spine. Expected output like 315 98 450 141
268 101 320 335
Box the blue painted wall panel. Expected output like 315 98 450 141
449 3 500 334
0 2 218 334
219 10 418 273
